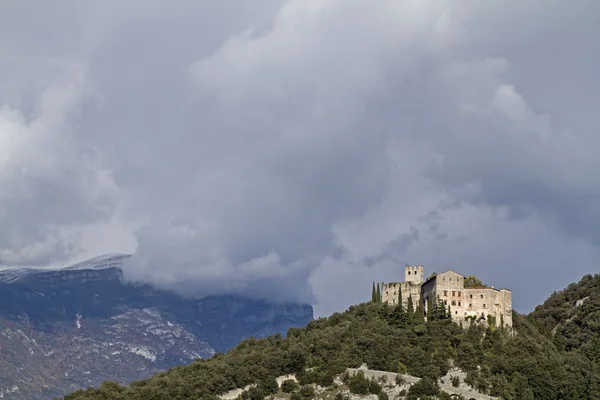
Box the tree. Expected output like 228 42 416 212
414 301 425 324
281 380 299 393
397 285 403 311
397 361 408 375
426 296 433 320
348 372 369 395
464 275 486 288
376 283 381 303
407 295 415 315
372 282 377 303
407 377 439 399
258 377 279 395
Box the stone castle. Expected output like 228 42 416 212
381 265 513 328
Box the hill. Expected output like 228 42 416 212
528 273 600 367
62 275 600 400
0 255 312 399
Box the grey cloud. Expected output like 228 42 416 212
1 0 599 314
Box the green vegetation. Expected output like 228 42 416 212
529 273 600 369
281 379 299 393
464 275 486 288
62 275 600 400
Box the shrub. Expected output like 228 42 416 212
258 377 278 395
298 370 318 385
281 379 298 393
242 387 264 400
397 361 408 375
450 376 460 388
290 392 303 400
299 385 315 399
407 377 439 400
347 372 369 395
368 379 382 394
395 374 406 385
378 391 389 400
316 373 334 388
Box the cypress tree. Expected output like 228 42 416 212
426 296 433 320
397 285 403 312
415 301 425 324
407 295 415 315
371 282 376 303
376 283 381 303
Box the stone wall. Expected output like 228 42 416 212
462 288 513 328
404 265 424 284
381 282 421 309
381 266 513 329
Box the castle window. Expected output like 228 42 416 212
443 290 448 296
451 301 456 306
458 292 461 298
455 311 458 315
469 303 472 308
458 301 461 306
470 294 473 299
444 300 447 305
452 291 456 296
483 304 486 308
481 295 484 299
408 271 411 274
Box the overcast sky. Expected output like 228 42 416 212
1 0 599 317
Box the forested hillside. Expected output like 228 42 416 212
63 276 600 400
529 273 600 367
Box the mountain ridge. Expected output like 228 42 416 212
0 254 313 400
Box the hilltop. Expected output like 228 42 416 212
62 274 600 400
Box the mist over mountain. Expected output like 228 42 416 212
0 254 313 400
1 1 600 318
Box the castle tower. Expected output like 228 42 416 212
404 265 425 284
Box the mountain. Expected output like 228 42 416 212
62 274 600 400
0 254 313 400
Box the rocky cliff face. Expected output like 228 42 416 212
0 254 313 399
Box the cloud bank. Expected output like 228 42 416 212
1 0 599 315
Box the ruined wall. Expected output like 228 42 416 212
463 288 512 328
381 281 421 309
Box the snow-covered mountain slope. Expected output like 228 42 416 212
61 253 131 271
0 254 313 400
0 253 130 284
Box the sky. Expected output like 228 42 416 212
1 0 599 317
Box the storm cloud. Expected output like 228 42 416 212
1 0 599 316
